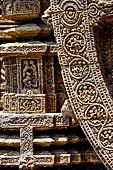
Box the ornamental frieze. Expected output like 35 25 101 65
3 0 40 21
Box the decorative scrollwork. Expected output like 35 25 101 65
44 0 113 169
19 98 41 112
76 82 97 104
2 0 113 169
69 57 90 80
88 3 103 25
88 3 100 18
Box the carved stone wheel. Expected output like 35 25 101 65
50 0 113 169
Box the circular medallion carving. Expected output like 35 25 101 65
63 32 86 56
85 104 107 126
99 127 113 150
69 57 90 80
76 82 97 104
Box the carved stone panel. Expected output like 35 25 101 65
17 56 43 94
4 57 17 94
3 90 46 114
3 0 41 21
22 59 39 91
49 0 113 169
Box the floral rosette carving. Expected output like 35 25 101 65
85 104 107 126
76 82 97 104
99 127 113 150
98 120 113 151
69 57 90 80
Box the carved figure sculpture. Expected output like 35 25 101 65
22 59 39 90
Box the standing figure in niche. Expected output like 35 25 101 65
23 59 39 90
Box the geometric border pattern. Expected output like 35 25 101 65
50 0 113 169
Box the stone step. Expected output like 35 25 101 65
0 138 20 147
0 133 86 147
34 135 86 146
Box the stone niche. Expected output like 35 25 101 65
4 56 43 94
2 44 46 114
3 0 40 21
0 41 66 114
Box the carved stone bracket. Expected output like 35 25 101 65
49 0 113 169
